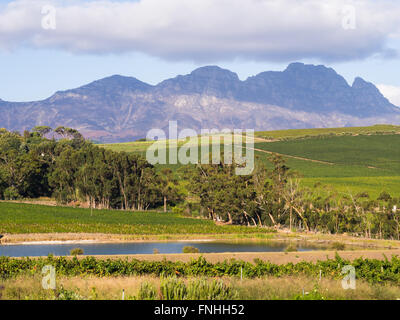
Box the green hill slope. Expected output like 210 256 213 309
100 125 400 198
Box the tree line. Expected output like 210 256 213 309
182 154 400 240
0 127 180 211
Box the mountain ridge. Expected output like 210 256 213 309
0 63 399 142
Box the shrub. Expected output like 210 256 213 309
378 191 392 201
356 192 370 199
69 248 84 256
3 187 20 200
331 242 346 251
182 246 200 254
55 286 84 300
284 243 298 252
3 255 400 285
293 285 326 300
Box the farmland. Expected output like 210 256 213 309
254 124 400 141
100 125 400 198
0 202 273 236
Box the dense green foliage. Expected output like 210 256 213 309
181 153 400 239
0 127 179 211
1 255 400 285
69 248 84 256
182 246 200 253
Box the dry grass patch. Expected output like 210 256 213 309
2 275 400 300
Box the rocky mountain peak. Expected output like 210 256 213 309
351 77 395 114
73 75 152 92
189 66 240 82
156 65 241 97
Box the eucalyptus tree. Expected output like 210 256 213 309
32 126 52 138
158 168 179 212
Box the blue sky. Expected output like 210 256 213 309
1 0 400 104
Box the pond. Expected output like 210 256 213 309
0 240 322 257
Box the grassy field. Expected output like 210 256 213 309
255 135 400 175
254 134 400 198
0 202 272 236
2 274 400 300
254 124 400 140
3 253 400 300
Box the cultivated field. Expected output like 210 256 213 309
254 124 400 141
100 125 400 198
0 202 273 237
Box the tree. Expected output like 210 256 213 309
54 126 67 139
283 179 309 231
268 154 291 225
55 126 84 141
252 163 277 227
158 168 179 212
32 126 52 138
185 156 255 225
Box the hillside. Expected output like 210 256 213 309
1 64 399 142
101 125 400 198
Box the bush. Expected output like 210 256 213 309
55 286 84 300
284 243 298 252
331 242 346 251
356 192 370 199
171 206 185 215
293 285 326 300
69 248 84 256
182 246 200 254
3 255 400 285
378 191 392 201
3 187 20 200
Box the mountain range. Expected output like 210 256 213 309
1 62 399 142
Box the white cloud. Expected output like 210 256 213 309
377 84 400 106
0 0 400 62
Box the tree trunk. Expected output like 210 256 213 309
164 196 167 213
293 207 310 231
227 212 233 224
268 213 277 228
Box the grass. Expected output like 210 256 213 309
254 135 400 175
254 124 400 141
254 135 400 197
2 274 400 300
301 176 400 199
0 202 273 236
